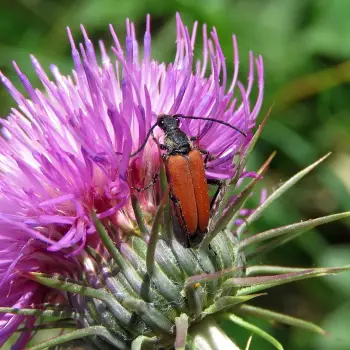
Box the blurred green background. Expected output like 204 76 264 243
1 0 350 349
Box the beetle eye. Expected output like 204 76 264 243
174 115 180 125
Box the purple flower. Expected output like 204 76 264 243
0 14 263 253
0 236 76 348
0 13 271 349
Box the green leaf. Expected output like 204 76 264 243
28 325 127 350
239 304 326 335
239 211 350 249
246 265 310 276
184 266 242 318
229 266 350 296
246 231 301 260
222 313 284 350
131 194 150 235
175 314 189 350
146 193 166 275
236 153 331 237
202 294 265 316
228 151 277 230
123 297 173 334
185 266 241 289
26 272 134 328
92 212 128 270
27 272 112 300
0 306 77 319
131 336 158 350
93 213 154 300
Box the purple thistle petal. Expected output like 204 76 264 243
0 237 74 346
0 15 264 347
12 317 35 350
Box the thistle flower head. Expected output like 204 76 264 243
0 14 349 350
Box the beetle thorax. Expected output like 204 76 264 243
164 129 192 155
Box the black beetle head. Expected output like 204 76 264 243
157 114 181 131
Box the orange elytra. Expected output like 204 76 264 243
131 114 246 246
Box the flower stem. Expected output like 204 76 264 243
189 316 241 350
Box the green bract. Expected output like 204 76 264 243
13 144 350 350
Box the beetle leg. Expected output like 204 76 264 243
198 149 216 168
201 149 210 165
132 168 160 192
151 131 169 152
207 179 222 208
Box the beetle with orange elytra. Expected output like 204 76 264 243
130 114 246 247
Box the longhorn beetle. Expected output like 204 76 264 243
130 114 247 246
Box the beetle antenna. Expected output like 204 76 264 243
176 115 247 137
130 122 159 157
